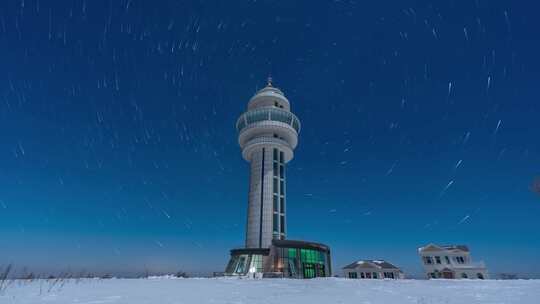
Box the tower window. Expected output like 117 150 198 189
273 213 279 233
273 148 278 161
279 151 284 163
273 178 278 194
280 215 285 233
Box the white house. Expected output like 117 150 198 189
418 244 488 279
342 260 404 279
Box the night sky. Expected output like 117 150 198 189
1 0 539 278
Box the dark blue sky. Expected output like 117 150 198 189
0 0 539 277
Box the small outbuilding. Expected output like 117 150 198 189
342 260 404 279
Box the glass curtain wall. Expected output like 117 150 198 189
275 247 329 278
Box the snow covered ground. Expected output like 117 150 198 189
1 277 539 304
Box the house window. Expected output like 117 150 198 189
383 272 395 279
360 272 365 279
366 272 372 279
423 256 433 264
461 273 468 279
435 256 441 264
348 272 358 279
445 256 450 264
456 256 465 264
372 272 378 279
430 272 436 279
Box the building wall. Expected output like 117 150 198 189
245 148 273 248
419 250 488 279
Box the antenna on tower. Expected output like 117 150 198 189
267 75 273 87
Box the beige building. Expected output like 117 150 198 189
418 244 489 279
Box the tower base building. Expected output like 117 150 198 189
226 240 331 279
222 79 331 278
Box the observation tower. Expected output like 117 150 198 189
236 77 300 248
223 78 332 279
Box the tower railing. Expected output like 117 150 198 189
236 107 301 133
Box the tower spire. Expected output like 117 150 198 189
266 75 273 87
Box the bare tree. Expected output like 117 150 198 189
0 264 12 293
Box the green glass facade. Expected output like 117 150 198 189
274 244 331 279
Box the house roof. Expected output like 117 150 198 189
441 245 469 252
342 260 400 270
418 243 469 253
